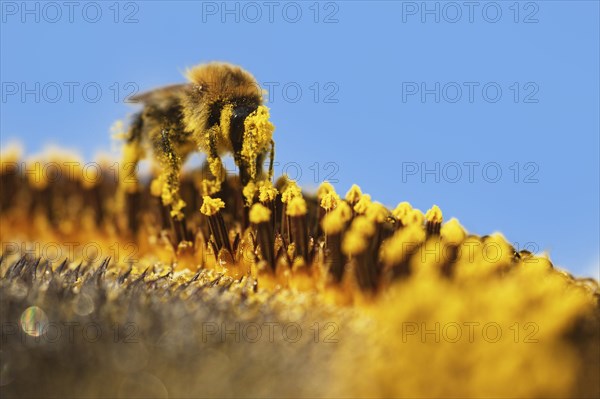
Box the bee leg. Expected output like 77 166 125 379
268 139 275 181
252 152 268 185
234 153 252 191
249 139 275 183
203 126 225 195
154 127 189 246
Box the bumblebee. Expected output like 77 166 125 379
120 62 275 223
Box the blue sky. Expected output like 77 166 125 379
1 1 598 278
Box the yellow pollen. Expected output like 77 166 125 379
353 194 372 215
320 192 340 211
241 105 275 180
345 184 362 203
317 181 335 199
200 196 225 216
366 202 389 223
425 205 443 224
440 218 467 245
286 196 307 217
281 181 302 203
342 229 368 255
243 182 257 205
401 208 424 226
258 181 278 203
392 202 412 220
249 203 272 224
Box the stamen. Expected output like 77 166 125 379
249 203 275 270
322 201 352 281
345 184 362 206
258 180 279 231
200 196 231 256
342 216 379 291
425 205 443 236
286 195 309 261
439 218 466 277
380 223 426 279
353 194 372 215
280 180 301 242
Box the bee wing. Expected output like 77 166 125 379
127 83 189 108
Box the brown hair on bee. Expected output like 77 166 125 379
119 62 275 231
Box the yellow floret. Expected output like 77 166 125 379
401 208 424 226
320 192 340 211
286 196 307 217
243 181 257 205
345 184 362 203
317 181 335 199
322 203 351 235
351 215 376 237
200 179 222 197
366 202 389 223
380 224 426 265
322 213 345 235
281 180 302 203
249 203 271 224
392 201 412 220
342 229 368 255
258 181 278 203
425 204 443 224
483 233 515 267
440 218 467 245
170 199 186 220
0 142 22 168
200 196 225 216
335 201 353 221
353 194 372 215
